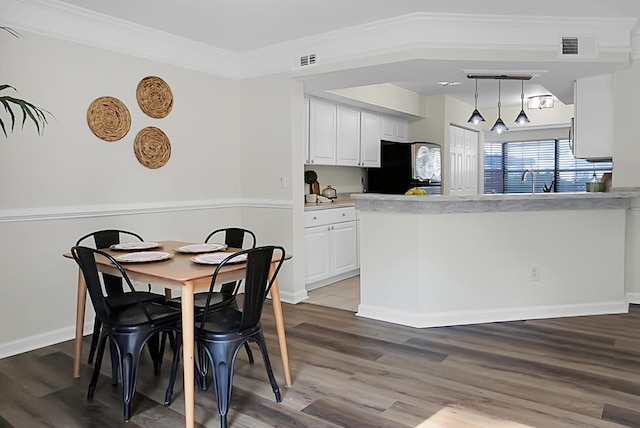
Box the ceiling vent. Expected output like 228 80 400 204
562 37 579 55
295 53 318 69
560 36 598 58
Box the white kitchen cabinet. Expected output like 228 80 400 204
308 98 337 165
381 115 408 142
304 221 332 284
449 125 478 195
336 105 361 166
394 119 409 142
304 207 359 289
306 97 382 168
359 111 381 167
304 97 310 163
572 74 614 160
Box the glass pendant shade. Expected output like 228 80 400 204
491 117 508 134
467 79 485 124
515 80 530 125
491 80 508 133
468 109 485 124
515 110 530 124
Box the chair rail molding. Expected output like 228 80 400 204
0 198 292 223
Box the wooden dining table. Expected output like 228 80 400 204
65 241 292 428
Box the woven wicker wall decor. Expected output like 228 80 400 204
136 76 173 118
134 126 171 169
86 96 131 142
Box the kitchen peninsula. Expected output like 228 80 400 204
353 192 634 328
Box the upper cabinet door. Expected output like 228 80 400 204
394 119 408 142
308 98 337 165
573 74 614 160
304 98 310 164
336 105 361 166
360 111 381 167
381 116 394 140
380 115 408 143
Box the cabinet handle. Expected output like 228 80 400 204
327 226 331 231
342 213 346 216
313 216 317 220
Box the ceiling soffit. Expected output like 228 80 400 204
4 1 636 81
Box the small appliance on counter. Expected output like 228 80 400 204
367 141 442 195
321 185 337 199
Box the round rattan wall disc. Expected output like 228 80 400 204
136 76 173 118
86 96 131 142
134 126 171 169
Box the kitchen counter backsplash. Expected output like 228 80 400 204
304 193 358 211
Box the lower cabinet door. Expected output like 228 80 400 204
304 225 332 284
330 221 358 276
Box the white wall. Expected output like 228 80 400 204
1 31 242 206
359 208 627 327
239 74 305 302
0 30 264 356
613 61 640 298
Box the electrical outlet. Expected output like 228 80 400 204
530 266 540 281
280 176 287 189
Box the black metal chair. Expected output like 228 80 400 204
76 229 169 367
166 245 285 428
168 228 257 388
71 246 182 422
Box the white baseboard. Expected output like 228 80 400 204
278 288 308 304
356 300 629 329
305 269 360 292
626 293 640 304
0 321 94 360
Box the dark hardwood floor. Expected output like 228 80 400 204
3 302 640 427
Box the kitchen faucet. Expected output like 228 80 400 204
521 168 536 194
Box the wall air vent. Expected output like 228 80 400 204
295 53 318 69
560 36 597 58
562 37 579 55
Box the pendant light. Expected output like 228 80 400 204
515 80 530 125
490 79 508 134
467 78 485 124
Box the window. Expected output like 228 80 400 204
484 139 612 194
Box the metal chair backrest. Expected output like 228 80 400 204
205 228 256 250
71 246 152 325
75 230 144 297
199 246 285 332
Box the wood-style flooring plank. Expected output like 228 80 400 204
4 301 640 427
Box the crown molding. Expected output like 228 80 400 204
3 0 638 79
2 0 243 77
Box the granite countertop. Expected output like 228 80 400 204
352 190 640 214
304 193 358 211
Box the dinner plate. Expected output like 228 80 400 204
175 243 227 253
191 252 247 265
116 251 173 263
110 241 161 251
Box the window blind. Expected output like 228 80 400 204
484 139 612 194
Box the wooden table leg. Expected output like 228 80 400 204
269 264 292 387
73 269 87 378
181 282 195 428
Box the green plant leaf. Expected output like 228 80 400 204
1 28 51 137
0 87 51 137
